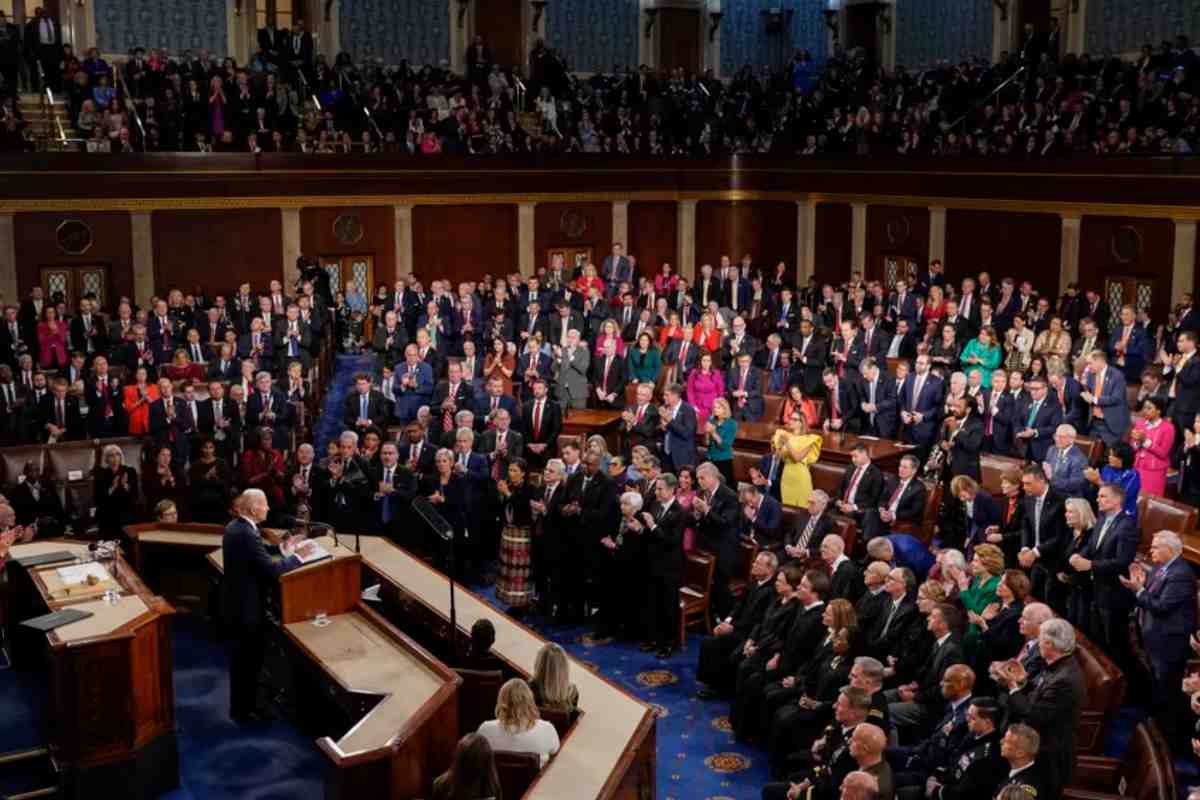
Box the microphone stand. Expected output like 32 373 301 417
413 496 458 661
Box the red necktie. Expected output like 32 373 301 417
603 357 611 388
636 404 645 423
888 481 903 509
533 400 543 439
844 466 862 502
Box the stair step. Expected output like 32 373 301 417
0 747 58 800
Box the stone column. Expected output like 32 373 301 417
281 208 302 289
0 214 16 306
130 212 155 309
612 201 629 251
851 202 867 273
1059 214 1081 292
450 0 469 75
1172 219 1197 304
518 202 536 276
929 206 947 265
677 200 697 282
1065 0 1086 56
992 1 1016 63
796 198 816 287
394 204 414 279
311 0 342 61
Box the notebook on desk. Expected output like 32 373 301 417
293 541 332 566
15 550 79 568
21 608 94 632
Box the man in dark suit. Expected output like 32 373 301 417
83 356 124 439
245 371 292 451
888 279 919 328
9 460 65 530
859 358 898 438
38 377 84 442
149 377 196 465
630 473 686 658
1082 350 1131 446
622 381 660 456
761 685 873 800
432 361 475 430
693 461 740 619
834 445 884 529
394 344 435 424
396 423 436 477
1163 330 1200 446
693 264 724 309
781 489 833 563
739 484 783 551
480 407 525 479
791 318 826 397
370 442 418 541
196 381 241 461
821 368 862 434
601 243 633 295
886 603 965 743
899 355 944 456
866 567 920 660
942 395 984 483
69 299 107 361
591 338 626 409
373 311 408 364
256 21 283 65
532 458 572 620
1013 376 1062 463
994 724 1053 800
342 373 390 432
861 455 927 541
727 351 765 421
220 489 310 723
660 383 697 472
1108 304 1151 384
1066 482 1137 664
519 378 560 470
283 19 314 82
1019 465 1068 607
995 618 1086 796
206 343 240 382
891 663 975 795
696 550 779 698
1121 530 1198 737
821 532 861 601
858 313 890 364
662 332 700 386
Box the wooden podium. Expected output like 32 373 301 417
205 529 461 799
5 540 178 800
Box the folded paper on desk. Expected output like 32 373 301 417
21 607 93 632
57 562 112 586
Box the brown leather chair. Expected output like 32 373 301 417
452 668 504 737
731 450 760 484
46 441 97 485
1136 494 1198 553
811 462 844 497
679 551 716 647
0 445 46 487
1125 383 1141 412
980 453 1023 500
555 434 583 454
623 383 638 407
1073 626 1126 755
891 479 941 545
538 707 580 740
727 538 760 599
1069 721 1173 800
1075 435 1105 466
493 750 542 800
763 394 786 424
114 437 147 473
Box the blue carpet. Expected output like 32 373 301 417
314 353 377 455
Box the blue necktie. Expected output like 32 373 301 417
361 395 368 420
382 468 393 523
1027 400 1040 428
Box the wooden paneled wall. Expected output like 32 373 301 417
1079 216 1175 323
300 206 398 287
14 212 135 303
694 201 797 274
152 210 283 296
412 204 518 286
534 202 613 274
944 210 1063 300
864 205 930 285
627 201 678 281
813 203 853 286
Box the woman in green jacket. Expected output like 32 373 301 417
956 543 1005 655
960 325 1003 388
626 331 662 384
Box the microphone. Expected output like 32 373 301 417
276 515 337 549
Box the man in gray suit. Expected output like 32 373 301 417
555 328 590 410
601 243 633 298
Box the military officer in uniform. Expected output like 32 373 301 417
762 686 872 800
924 698 1008 800
993 723 1051 800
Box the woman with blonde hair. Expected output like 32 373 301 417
585 435 611 474
1057 497 1097 629
771 409 822 507
529 643 579 712
955 543 1005 651
477 678 560 765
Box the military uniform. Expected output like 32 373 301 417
896 699 971 790
992 760 1052 800
931 730 1007 800
761 722 858 800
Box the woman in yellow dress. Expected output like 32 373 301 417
771 410 823 507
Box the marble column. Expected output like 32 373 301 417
394 204 414 278
518 202 536 276
0 214 16 306
612 200 629 252
796 198 816 288
1059 214 1081 292
1172 219 1197 304
929 206 947 265
677 200 697 282
130 212 155 309
281 208 302 289
851 202 867 273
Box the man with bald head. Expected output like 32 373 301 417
848 723 893 800
893 665 974 796
221 489 313 724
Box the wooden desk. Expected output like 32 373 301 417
729 425 910 471
203 528 461 798
561 408 624 452
6 541 178 800
357 537 657 800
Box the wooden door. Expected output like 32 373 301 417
474 0 524 70
321 254 374 302
40 265 106 310
880 255 918 291
659 8 701 73
1104 276 1154 332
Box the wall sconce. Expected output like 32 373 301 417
708 11 723 41
456 0 470 29
644 8 658 39
993 0 1008 21
531 0 547 32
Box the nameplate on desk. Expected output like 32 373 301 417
15 550 77 568
21 607 93 632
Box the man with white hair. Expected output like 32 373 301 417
783 489 832 563
220 489 312 724
1121 530 1198 737
693 461 740 618
820 533 860 601
994 617 1085 796
1042 423 1087 496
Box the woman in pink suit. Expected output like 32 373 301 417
37 306 68 369
686 352 724 423
1132 397 1175 496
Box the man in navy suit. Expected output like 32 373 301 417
476 375 519 429
888 279 919 328
393 344 435 424
728 351 765 421
149 377 195 465
1108 304 1151 384
1081 350 1130 446
342 372 390 431
245 371 292 451
601 243 633 297
1121 530 1198 737
1047 367 1085 430
750 451 784 502
660 383 697 472
220 489 310 723
1068 483 1137 665
1019 466 1068 609
397 422 436 477
1013 377 1063 463
899 354 943 455
1043 424 1089 497
859 358 897 438
739 483 783 550
1163 330 1200 446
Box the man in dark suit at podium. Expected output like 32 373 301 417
221 489 312 724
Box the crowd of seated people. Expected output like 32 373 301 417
4 7 1198 156
2 235 1200 796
